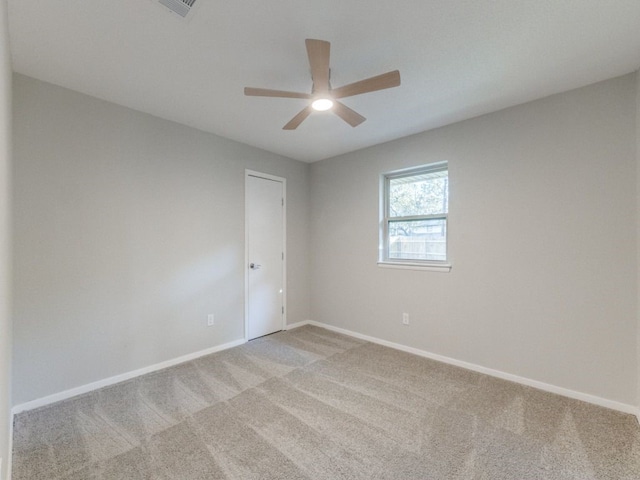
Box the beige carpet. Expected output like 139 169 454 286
12 325 640 479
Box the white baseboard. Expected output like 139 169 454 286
306 320 640 418
6 412 12 480
11 338 246 415
285 320 311 330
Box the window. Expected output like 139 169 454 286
380 163 449 269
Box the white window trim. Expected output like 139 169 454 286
377 261 452 272
379 162 451 272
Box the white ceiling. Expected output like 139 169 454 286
7 0 640 162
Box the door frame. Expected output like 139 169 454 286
244 169 287 341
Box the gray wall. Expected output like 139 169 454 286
637 70 640 412
310 74 638 406
0 0 11 475
12 74 310 405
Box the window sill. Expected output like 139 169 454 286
377 261 452 272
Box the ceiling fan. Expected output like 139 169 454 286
244 39 401 130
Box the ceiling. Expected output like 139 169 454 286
7 0 640 163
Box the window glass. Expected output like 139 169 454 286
388 218 447 261
389 171 448 217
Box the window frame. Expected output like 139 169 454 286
379 162 451 272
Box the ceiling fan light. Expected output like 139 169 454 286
311 98 334 111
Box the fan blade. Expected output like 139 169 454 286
283 106 314 130
331 70 400 99
244 87 312 99
333 101 366 127
306 39 330 92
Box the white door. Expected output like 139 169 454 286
246 172 285 340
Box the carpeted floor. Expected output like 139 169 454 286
12 325 640 479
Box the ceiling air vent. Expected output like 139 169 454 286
156 0 198 19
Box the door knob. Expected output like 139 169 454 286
249 263 262 270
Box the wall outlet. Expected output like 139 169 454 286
207 314 214 326
402 313 409 325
